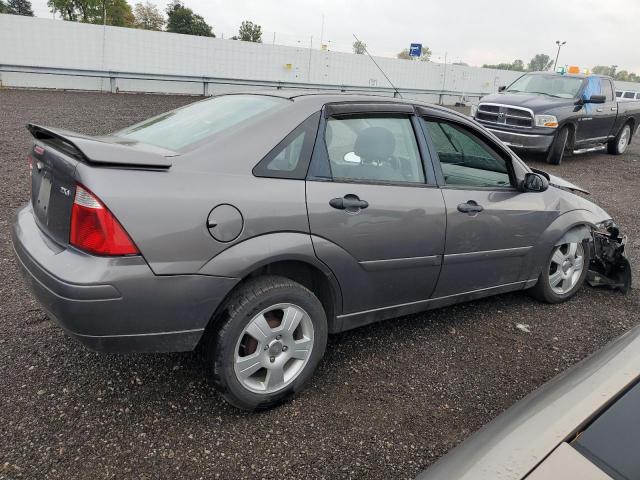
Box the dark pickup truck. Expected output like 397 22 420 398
472 71 640 164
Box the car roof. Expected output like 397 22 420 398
220 90 466 119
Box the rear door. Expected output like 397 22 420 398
305 103 446 317
419 110 557 298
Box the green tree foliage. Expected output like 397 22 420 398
592 65 617 77
527 54 553 72
397 46 432 62
133 1 164 30
7 0 34 15
166 0 214 37
482 59 525 71
590 66 640 83
237 20 261 42
352 39 367 54
0 0 7 13
48 0 134 26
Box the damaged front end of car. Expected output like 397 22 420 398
588 221 632 293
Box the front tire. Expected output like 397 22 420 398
530 240 591 304
608 123 631 155
203 276 328 410
545 127 570 165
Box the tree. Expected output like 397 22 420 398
237 20 262 42
103 0 134 27
166 0 214 37
527 54 553 72
482 59 525 71
352 39 367 54
397 46 432 62
0 0 7 13
134 1 164 30
7 0 34 15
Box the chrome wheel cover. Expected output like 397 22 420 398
234 303 314 394
548 242 585 295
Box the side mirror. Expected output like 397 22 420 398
498 86 507 92
585 94 606 104
522 172 549 192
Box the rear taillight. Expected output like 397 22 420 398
70 184 139 256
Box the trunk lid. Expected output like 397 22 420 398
27 124 175 247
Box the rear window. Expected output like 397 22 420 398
117 95 288 151
623 92 635 99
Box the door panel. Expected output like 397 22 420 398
306 181 446 314
421 116 556 298
577 76 616 142
433 188 556 297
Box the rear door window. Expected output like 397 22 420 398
117 95 288 151
623 91 636 99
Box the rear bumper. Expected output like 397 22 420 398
12 204 238 353
485 127 555 152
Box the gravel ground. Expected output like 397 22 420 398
1 89 639 480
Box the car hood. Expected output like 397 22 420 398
480 92 576 113
547 174 590 195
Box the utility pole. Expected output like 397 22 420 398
320 14 325 49
553 40 566 71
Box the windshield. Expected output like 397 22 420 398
506 74 585 99
117 95 288 151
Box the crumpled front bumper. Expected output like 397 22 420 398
587 222 632 293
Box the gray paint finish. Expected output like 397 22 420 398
12 92 619 353
417 325 640 480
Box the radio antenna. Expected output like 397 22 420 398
352 33 403 99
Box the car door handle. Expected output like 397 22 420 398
330 195 369 211
611 107 617 111
457 200 484 214
596 108 603 112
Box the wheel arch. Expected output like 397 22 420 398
198 232 343 337
523 210 599 282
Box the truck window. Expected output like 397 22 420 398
616 91 623 98
623 92 635 99
601 80 614 101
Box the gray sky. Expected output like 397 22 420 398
30 0 640 73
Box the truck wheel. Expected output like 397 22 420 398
529 240 591 304
203 275 328 410
608 124 631 155
545 127 569 165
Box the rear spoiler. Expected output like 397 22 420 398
27 124 173 169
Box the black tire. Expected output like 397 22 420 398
545 127 570 165
529 239 591 304
202 275 328 410
607 123 632 155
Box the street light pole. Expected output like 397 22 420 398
553 40 566 71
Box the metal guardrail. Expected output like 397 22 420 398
0 64 491 103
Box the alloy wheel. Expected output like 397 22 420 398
618 125 631 153
234 303 314 394
548 242 585 295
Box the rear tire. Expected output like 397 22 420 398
529 239 591 304
608 123 631 155
545 127 570 165
203 275 328 411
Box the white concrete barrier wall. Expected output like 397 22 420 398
1 14 637 97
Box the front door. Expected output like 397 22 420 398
306 109 446 317
577 76 617 143
421 115 558 298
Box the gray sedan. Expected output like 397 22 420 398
12 92 630 410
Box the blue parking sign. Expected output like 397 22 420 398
409 43 422 57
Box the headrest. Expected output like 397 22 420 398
354 126 395 161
